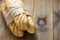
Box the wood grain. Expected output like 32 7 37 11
0 0 60 40
33 0 53 40
53 0 59 40
57 0 60 40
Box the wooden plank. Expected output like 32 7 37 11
53 0 59 40
53 0 60 40
33 0 53 40
57 0 60 40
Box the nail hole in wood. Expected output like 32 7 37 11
37 18 46 27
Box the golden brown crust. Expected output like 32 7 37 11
27 16 36 34
9 21 24 37
1 3 7 16
23 14 28 30
1 0 36 37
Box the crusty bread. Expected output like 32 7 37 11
1 0 36 37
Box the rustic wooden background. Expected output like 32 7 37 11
0 0 60 40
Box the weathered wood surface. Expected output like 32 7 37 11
53 0 59 40
53 0 60 40
0 0 60 40
58 1 60 40
33 0 53 40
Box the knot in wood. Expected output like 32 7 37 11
37 19 46 27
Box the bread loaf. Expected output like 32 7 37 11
1 0 36 37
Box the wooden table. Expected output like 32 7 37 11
0 0 60 40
